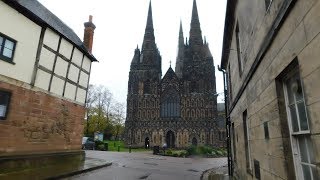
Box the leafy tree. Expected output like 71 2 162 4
84 84 126 140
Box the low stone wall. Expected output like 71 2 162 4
0 80 85 155
0 150 85 179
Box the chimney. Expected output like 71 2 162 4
83 15 96 53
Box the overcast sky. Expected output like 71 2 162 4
38 0 227 105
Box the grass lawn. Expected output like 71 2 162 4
102 140 151 152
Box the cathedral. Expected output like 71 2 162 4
125 0 222 148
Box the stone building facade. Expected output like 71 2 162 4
221 0 320 179
0 0 97 176
125 0 222 149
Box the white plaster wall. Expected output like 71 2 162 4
34 70 51 90
79 71 89 88
54 57 68 78
59 38 73 58
82 56 91 72
76 88 86 104
43 28 59 51
64 82 76 100
72 48 83 66
0 1 41 84
68 64 79 83
50 76 64 96
38 47 55 71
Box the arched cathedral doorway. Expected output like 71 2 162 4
145 137 150 149
192 137 198 146
166 130 175 148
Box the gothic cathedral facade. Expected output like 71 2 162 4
125 0 222 148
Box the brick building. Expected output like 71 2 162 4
0 0 97 174
124 0 223 148
221 0 320 179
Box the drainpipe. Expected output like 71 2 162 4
218 65 232 176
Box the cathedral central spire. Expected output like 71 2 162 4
141 1 156 52
175 20 184 78
189 0 203 47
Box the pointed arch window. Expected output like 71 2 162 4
161 88 180 118
190 81 198 93
144 80 151 94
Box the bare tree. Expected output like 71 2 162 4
111 102 125 141
85 85 113 136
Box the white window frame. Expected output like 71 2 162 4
283 69 316 180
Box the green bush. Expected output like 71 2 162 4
166 149 172 155
199 146 213 154
216 150 223 156
97 144 105 151
180 151 187 157
186 146 197 155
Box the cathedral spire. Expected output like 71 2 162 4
189 0 203 47
175 20 184 78
178 20 184 47
141 1 156 52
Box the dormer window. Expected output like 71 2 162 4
0 33 16 63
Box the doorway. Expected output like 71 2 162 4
145 137 150 149
192 137 197 146
166 131 175 148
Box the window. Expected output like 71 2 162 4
235 22 243 75
264 122 269 140
0 33 16 63
283 69 317 180
265 0 273 11
231 122 237 162
190 81 198 93
0 90 11 120
227 63 233 102
144 80 151 94
243 110 252 172
160 88 180 118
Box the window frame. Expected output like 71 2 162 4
0 90 12 120
243 110 252 173
283 68 317 180
0 32 17 64
283 69 310 135
235 22 243 76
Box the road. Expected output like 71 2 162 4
66 151 227 180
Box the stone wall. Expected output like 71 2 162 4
224 0 320 179
0 79 85 156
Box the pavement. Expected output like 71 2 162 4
47 156 112 179
61 150 227 180
201 165 230 180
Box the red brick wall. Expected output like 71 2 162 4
0 81 85 156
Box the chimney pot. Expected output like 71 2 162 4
89 15 93 22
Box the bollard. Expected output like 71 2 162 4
129 145 131 153
118 145 120 152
